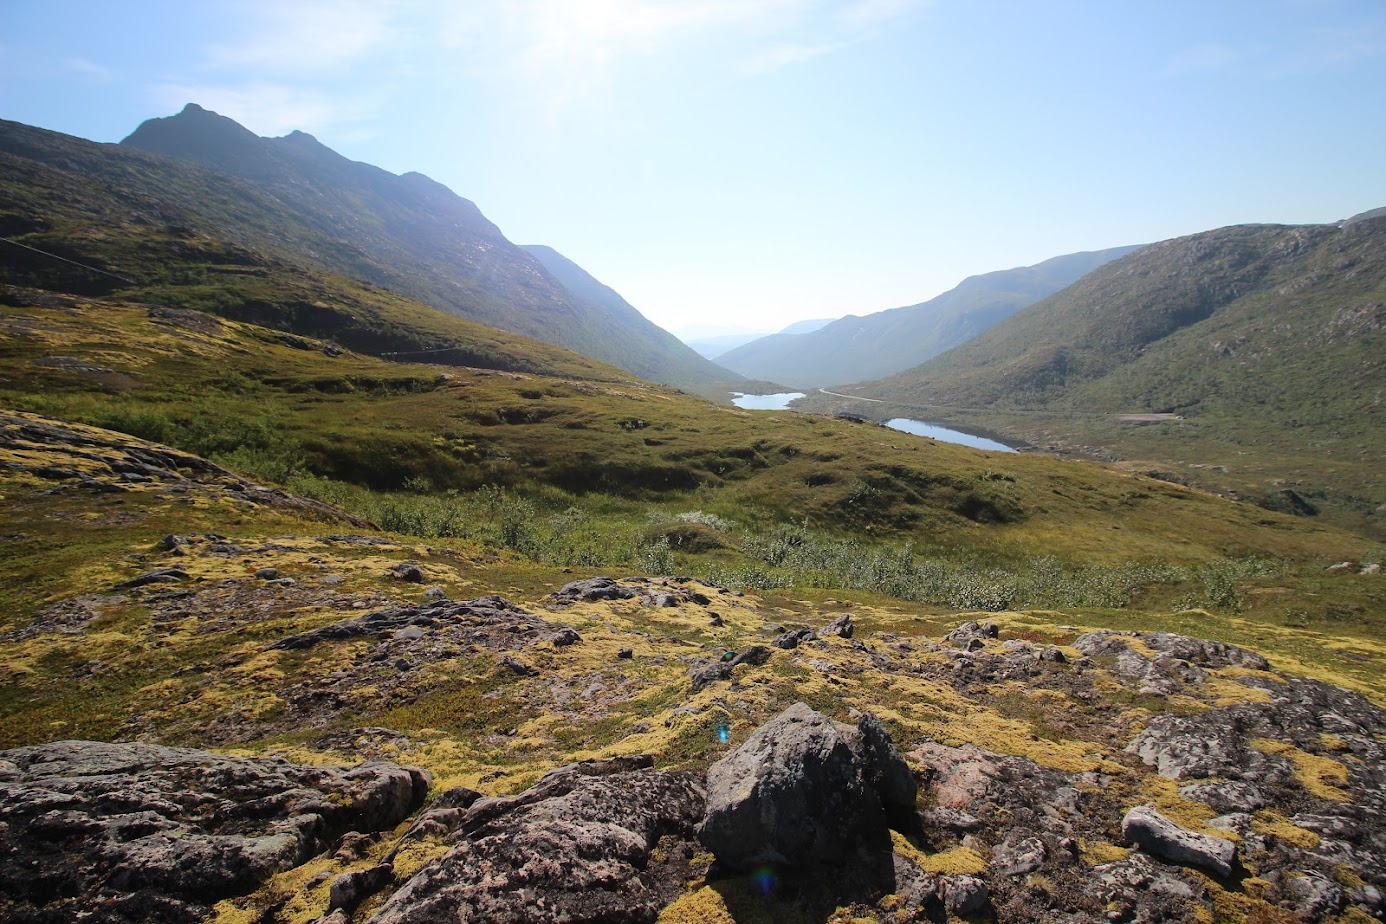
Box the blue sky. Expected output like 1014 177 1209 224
4 1 1386 336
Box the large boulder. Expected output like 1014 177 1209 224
697 703 916 871
366 756 704 924
0 740 430 924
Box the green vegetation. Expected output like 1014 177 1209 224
807 218 1386 538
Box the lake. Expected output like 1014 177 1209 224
731 392 804 410
730 394 1020 453
885 418 1018 452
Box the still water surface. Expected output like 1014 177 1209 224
730 393 1019 452
884 418 1018 453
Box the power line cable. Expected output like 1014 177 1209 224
0 237 138 285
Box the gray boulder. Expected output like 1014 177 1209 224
366 757 703 924
697 703 916 871
1121 805 1237 878
0 740 430 924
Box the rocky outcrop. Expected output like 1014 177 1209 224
549 576 712 608
269 594 577 651
0 411 372 527
365 756 704 924
697 703 916 871
0 740 429 924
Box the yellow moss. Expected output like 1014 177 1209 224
389 834 451 881
1136 775 1224 838
1080 840 1132 865
1319 733 1349 753
1251 738 1349 800
890 833 988 876
1252 810 1321 849
657 887 738 924
1201 674 1275 707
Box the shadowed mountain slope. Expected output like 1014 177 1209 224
716 246 1140 389
113 104 737 390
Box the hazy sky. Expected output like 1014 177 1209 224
4 1 1386 335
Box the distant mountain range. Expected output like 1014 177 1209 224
682 318 836 360
715 246 1141 388
108 105 738 391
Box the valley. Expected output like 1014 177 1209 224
1 107 1384 924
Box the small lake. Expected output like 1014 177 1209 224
731 392 804 410
885 418 1019 453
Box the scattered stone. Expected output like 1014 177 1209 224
708 614 724 626
1121 805 1237 878
617 648 634 659
422 585 448 601
116 567 188 589
821 613 854 638
254 567 279 580
1325 561 1360 574
549 627 582 647
498 656 536 676
1283 872 1345 919
549 576 639 604
946 620 999 647
773 627 816 649
390 563 425 583
698 703 915 871
689 645 773 691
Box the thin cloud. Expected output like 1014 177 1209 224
64 57 116 82
202 0 400 75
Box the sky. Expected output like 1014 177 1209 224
4 1 1386 337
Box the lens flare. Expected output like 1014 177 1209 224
716 724 729 744
752 866 778 897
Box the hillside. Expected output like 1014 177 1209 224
812 216 1386 536
717 246 1140 388
1 107 732 390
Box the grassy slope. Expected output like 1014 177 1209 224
812 219 1386 537
3 289 1380 571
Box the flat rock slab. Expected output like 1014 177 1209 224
1121 805 1237 878
0 740 429 924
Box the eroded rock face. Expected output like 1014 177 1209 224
0 740 429 924
366 756 704 924
697 703 916 871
